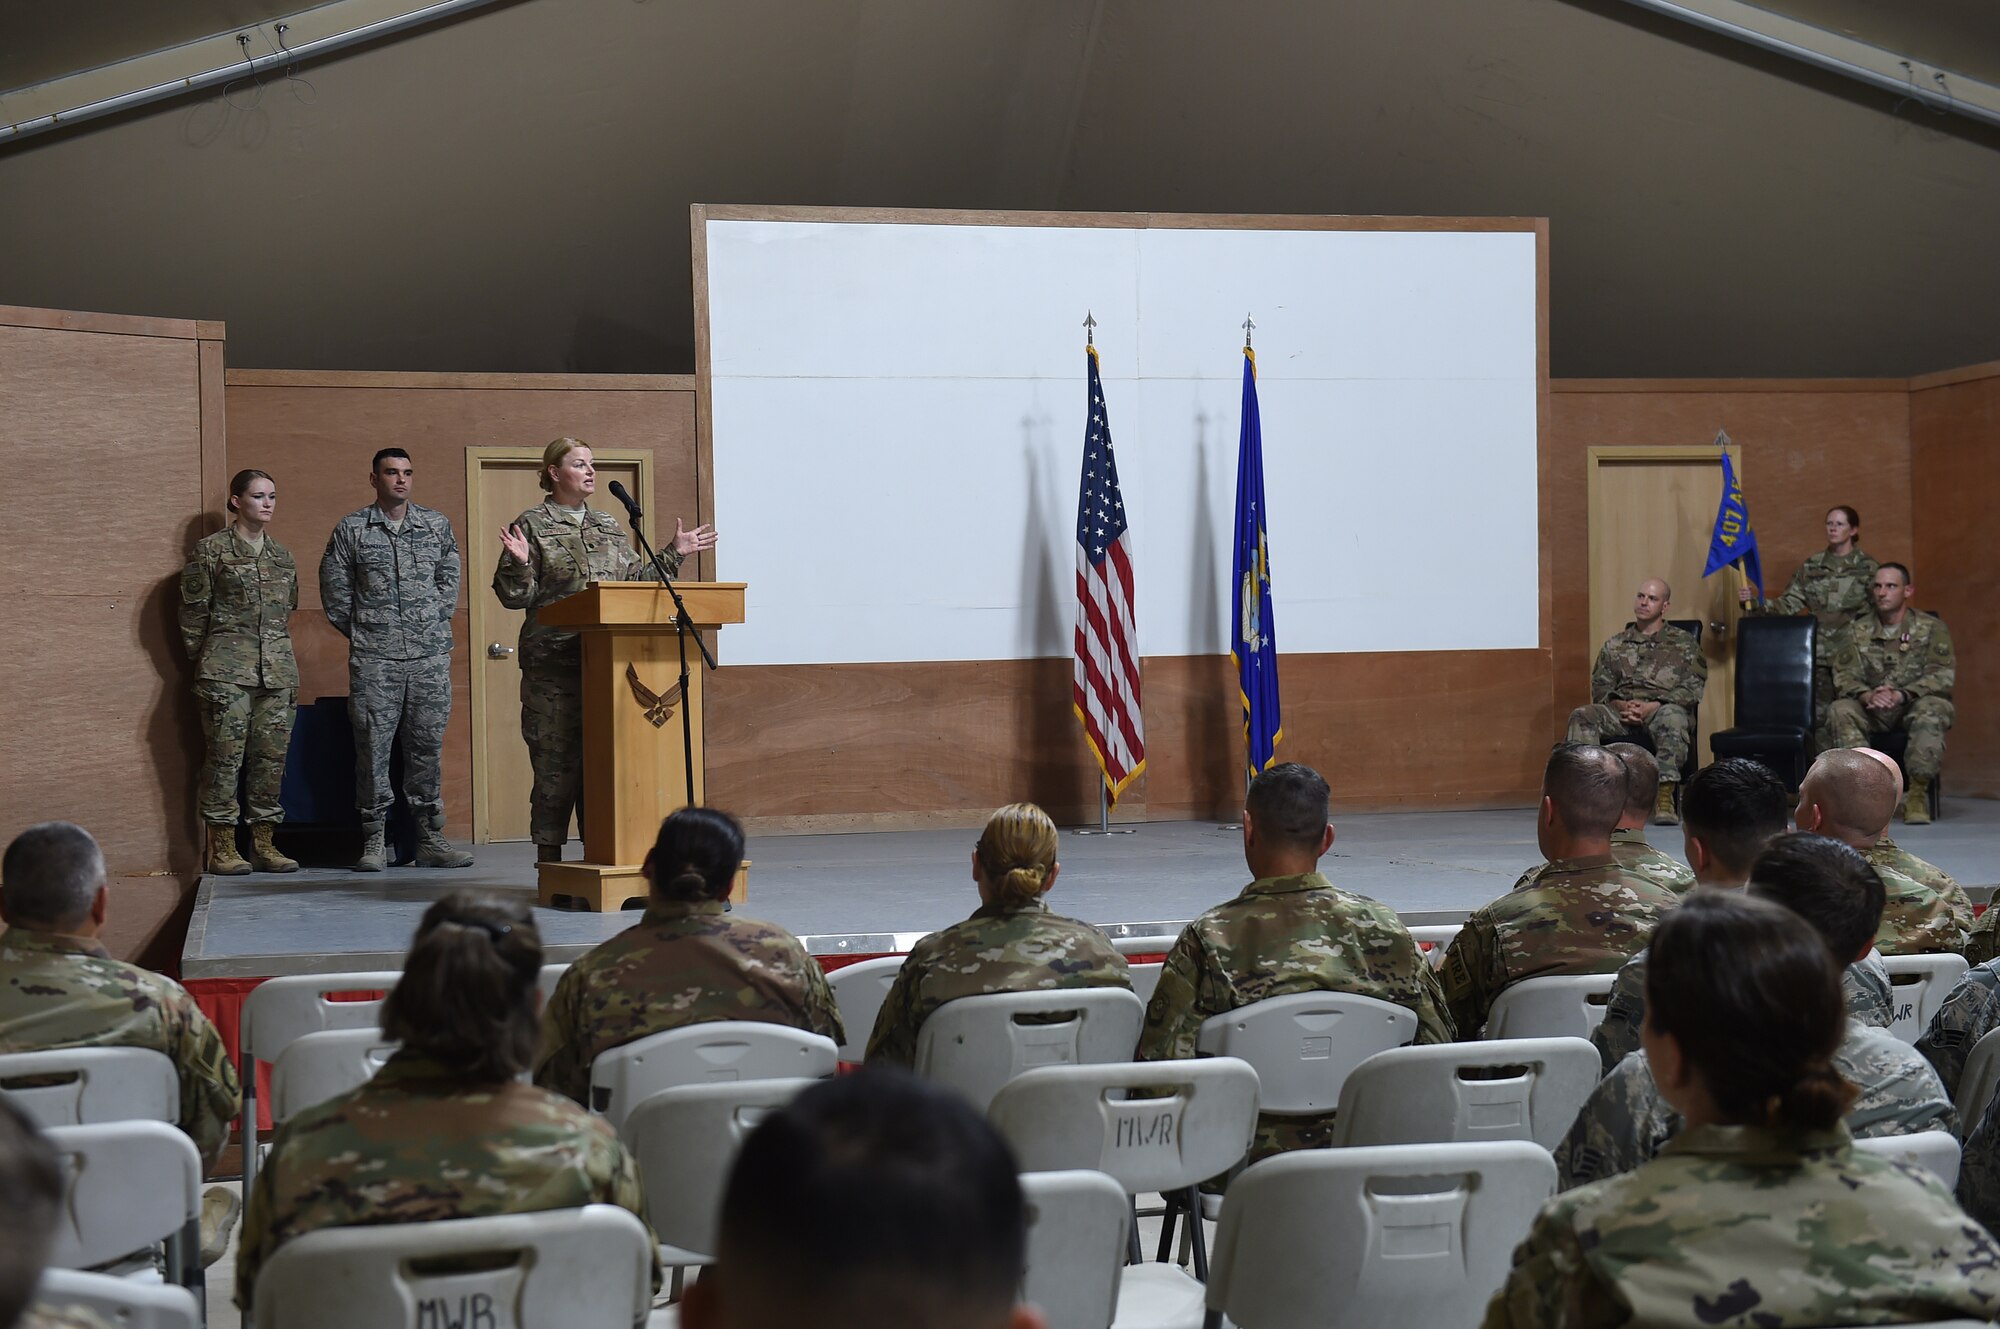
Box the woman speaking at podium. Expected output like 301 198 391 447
494 438 716 863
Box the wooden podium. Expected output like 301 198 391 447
533 581 746 910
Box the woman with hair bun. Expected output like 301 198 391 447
1486 890 2000 1328
534 806 842 1104
236 891 655 1311
865 802 1130 1067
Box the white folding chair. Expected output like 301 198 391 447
270 1028 398 1122
989 1058 1262 1329
1406 924 1462 971
1881 953 1971 1045
1196 991 1418 1116
1112 936 1182 958
1329 1037 1600 1150
588 1021 836 1133
536 962 570 1009
0 1047 178 1130
42 1121 204 1316
826 955 905 1061
916 988 1147 1113
1482 973 1616 1039
1853 1130 1963 1187
240 971 400 1197
251 1204 655 1329
33 1268 201 1329
1956 1027 2000 1121
1128 962 1164 1009
1021 1169 1130 1329
1202 1141 1556 1329
621 1077 815 1298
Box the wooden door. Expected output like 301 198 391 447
1586 447 1745 760
466 448 652 843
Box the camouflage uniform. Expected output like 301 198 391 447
866 900 1131 1068
1870 837 1973 939
1827 611 1955 778
320 503 461 825
1555 1023 1954 1191
1749 544 1878 735
1592 945 1894 1074
1568 625 1706 782
1440 855 1679 1037
1915 958 2000 1100
492 502 677 848
1872 853 1967 956
237 1050 656 1309
534 899 840 1105
1488 1123 2000 1329
1135 872 1454 1161
1510 827 1694 896
179 528 299 825
1969 909 2000 968
0 928 239 1168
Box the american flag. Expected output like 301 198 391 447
1072 345 1146 801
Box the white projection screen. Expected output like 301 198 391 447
700 210 1543 667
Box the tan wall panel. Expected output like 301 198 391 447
1548 386 1913 732
221 381 699 837
1911 373 2000 795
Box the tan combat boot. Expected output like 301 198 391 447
1904 777 1934 826
249 823 299 873
354 822 387 873
416 819 474 869
207 824 251 876
199 1184 241 1266
1653 783 1680 826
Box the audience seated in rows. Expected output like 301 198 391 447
1796 749 1966 954
237 890 659 1310
535 806 842 1101
0 821 241 1263
1442 744 1679 1035
682 1069 1044 1329
1488 890 2000 1328
0 1095 117 1329
867 802 1129 1066
1510 744 1694 897
1557 834 1953 1190
1135 762 1452 1160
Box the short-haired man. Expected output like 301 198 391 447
1509 744 1694 897
681 1071 1045 1329
1827 562 1955 825
319 448 474 871
1556 833 1953 1191
1441 745 1680 1036
1796 748 1967 954
1136 763 1452 1159
1587 758 1893 1071
1566 579 1707 825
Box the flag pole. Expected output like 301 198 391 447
1074 307 1134 837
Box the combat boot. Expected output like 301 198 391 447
199 1184 241 1266
1904 777 1934 826
354 822 387 873
206 824 251 876
416 819 475 869
536 842 563 864
249 823 299 873
1653 783 1680 826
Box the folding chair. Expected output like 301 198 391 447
1128 962 1164 1009
1021 1169 1130 1329
1955 1027 2000 1122
915 988 1146 1112
826 955 905 1061
251 1204 655 1329
32 1268 200 1329
621 1077 815 1299
42 1121 205 1318
1195 992 1418 1119
1329 1037 1599 1150
1112 936 1182 959
1482 973 1616 1040
989 1058 1261 1328
536 962 570 1009
588 1021 836 1132
270 1028 398 1122
1852 1130 1962 1188
240 971 399 1197
1880 953 1970 1044
1202 1142 1556 1329
0 1047 178 1130
1406 924 1461 971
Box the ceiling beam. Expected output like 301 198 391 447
1619 0 2000 130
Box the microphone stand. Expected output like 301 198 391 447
626 514 715 810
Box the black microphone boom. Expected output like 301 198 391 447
607 479 644 518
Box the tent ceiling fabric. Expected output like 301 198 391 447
0 0 309 93
0 0 1996 378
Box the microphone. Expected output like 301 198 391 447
607 480 643 519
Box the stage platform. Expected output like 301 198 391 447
180 798 2000 981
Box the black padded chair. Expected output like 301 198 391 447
1608 618 1703 786
1709 616 1817 791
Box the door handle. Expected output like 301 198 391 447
487 642 515 659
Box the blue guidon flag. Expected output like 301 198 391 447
1703 430 1763 598
1232 345 1282 775
1072 344 1146 803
